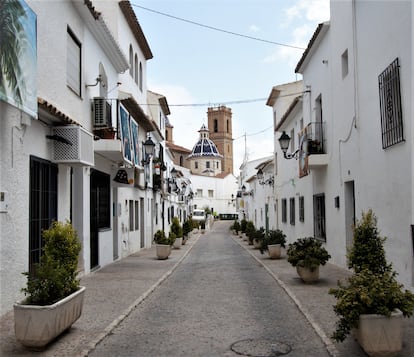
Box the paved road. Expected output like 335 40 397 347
90 222 330 357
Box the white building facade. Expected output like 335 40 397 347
270 0 413 287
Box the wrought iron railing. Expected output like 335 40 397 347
306 122 326 155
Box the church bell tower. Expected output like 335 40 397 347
207 106 233 174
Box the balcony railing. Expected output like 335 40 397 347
306 122 326 155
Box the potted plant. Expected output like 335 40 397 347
252 227 265 249
182 218 193 243
200 220 206 233
286 237 331 283
329 210 414 355
245 221 255 245
240 219 247 236
153 229 172 259
171 217 183 249
14 221 85 349
232 220 241 235
260 229 286 259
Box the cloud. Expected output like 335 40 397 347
285 0 330 24
263 0 329 69
249 24 260 33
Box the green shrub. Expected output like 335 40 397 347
183 219 193 237
260 229 286 254
170 217 183 238
22 221 81 305
330 209 414 342
330 269 414 342
154 229 169 245
287 237 331 272
245 221 255 243
232 220 241 234
347 209 391 274
240 219 247 233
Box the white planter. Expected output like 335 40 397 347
173 237 183 249
14 286 85 349
353 310 403 356
156 244 171 259
268 244 282 259
296 265 320 283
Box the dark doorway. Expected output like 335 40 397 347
29 156 58 274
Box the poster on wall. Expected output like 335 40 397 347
119 104 133 164
0 0 37 118
298 127 309 178
130 118 140 167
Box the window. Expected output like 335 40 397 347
214 119 218 132
197 189 203 197
227 120 229 133
134 54 138 84
29 156 58 274
135 200 139 230
378 58 404 148
91 170 110 229
129 45 133 76
139 62 143 91
281 199 287 223
216 161 219 169
341 49 348 78
289 197 295 225
206 161 210 169
313 194 326 241
67 28 81 95
208 190 214 198
129 200 134 231
299 196 304 222
195 162 198 169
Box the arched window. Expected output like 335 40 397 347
134 54 138 84
129 45 133 77
139 62 143 91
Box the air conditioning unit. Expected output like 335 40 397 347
51 126 94 166
92 97 112 129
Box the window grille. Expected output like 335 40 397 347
290 197 295 225
378 58 404 148
281 199 287 223
299 196 305 222
29 157 58 274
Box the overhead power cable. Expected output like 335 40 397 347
132 4 306 50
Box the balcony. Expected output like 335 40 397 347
306 122 328 167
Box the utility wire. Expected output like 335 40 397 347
132 4 306 50
143 91 305 108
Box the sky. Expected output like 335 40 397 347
132 0 330 173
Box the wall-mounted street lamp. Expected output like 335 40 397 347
142 135 155 165
241 185 253 196
278 131 299 160
256 168 274 187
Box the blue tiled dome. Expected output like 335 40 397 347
188 124 223 158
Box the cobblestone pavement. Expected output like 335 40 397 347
1 221 413 356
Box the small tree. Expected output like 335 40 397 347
170 217 183 238
245 221 255 244
240 219 247 233
347 209 391 274
232 220 241 234
22 221 81 305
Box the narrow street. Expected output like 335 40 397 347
90 221 330 357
